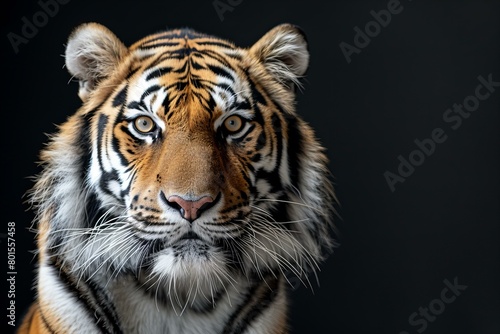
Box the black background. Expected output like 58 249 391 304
2 1 499 333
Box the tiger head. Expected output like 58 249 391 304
34 23 335 306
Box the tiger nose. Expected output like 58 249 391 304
162 193 216 222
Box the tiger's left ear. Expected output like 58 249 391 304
65 23 128 101
250 24 309 90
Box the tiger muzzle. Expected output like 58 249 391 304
161 192 220 222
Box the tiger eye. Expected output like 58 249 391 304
224 115 244 133
134 116 155 133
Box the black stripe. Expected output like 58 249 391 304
173 60 188 73
146 67 173 81
111 135 130 167
267 198 294 232
146 51 179 70
251 153 261 162
39 308 57 334
199 49 233 68
271 112 282 160
230 99 252 111
284 114 302 191
207 63 235 81
223 274 280 334
174 80 187 91
96 114 109 171
140 84 162 101
126 66 140 80
165 47 197 58
111 108 131 168
282 115 322 242
77 111 93 194
99 169 123 202
78 108 94 159
232 124 256 143
120 168 136 199
46 257 112 333
113 85 128 107
139 41 180 50
68 111 117 217
191 75 204 89
255 170 283 195
190 90 214 114
191 59 205 70
255 131 266 151
112 103 133 168
84 192 106 229
127 100 148 111
205 92 218 112
213 83 236 98
247 75 268 107
96 110 124 202
223 52 243 61
196 40 235 48
85 278 123 333
223 281 260 334
138 33 179 45
235 277 279 334
252 112 284 194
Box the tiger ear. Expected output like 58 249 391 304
250 24 309 90
65 23 128 101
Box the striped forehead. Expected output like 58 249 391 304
123 37 251 117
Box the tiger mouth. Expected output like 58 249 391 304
173 231 208 248
171 233 211 257
179 231 201 241
142 231 213 259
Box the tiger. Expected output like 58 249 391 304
18 22 336 334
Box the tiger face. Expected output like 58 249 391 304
102 40 261 240
86 30 284 283
33 22 335 316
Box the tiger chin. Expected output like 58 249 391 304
18 22 336 334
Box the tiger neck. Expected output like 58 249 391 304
105 271 287 333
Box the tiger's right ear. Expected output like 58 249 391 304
65 23 128 101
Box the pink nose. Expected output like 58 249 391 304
166 195 215 222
